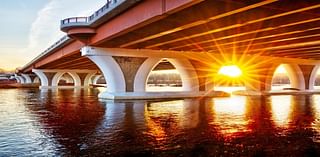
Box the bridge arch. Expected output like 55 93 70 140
33 76 40 84
92 75 102 84
15 77 22 83
21 74 32 84
309 65 320 90
17 76 26 84
83 72 97 87
86 55 126 92
134 58 199 92
33 70 49 86
91 75 107 85
270 64 305 90
52 72 81 87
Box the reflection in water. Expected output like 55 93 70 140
214 86 245 93
1 89 320 156
271 95 292 128
144 99 200 144
212 96 248 137
144 100 184 142
313 95 320 141
0 89 59 156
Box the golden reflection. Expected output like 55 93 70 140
214 86 246 94
143 100 199 141
312 95 320 134
144 100 183 141
212 96 248 137
270 95 292 128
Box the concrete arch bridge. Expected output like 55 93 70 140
16 0 320 99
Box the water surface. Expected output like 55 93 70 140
0 88 320 156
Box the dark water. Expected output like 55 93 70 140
0 88 320 156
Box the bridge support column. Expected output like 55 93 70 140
282 64 306 90
14 74 25 84
20 74 39 84
236 63 308 95
189 60 215 92
21 74 32 83
82 46 224 100
237 63 279 95
14 76 22 83
32 69 97 89
307 65 319 90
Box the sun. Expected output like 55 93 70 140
218 65 242 78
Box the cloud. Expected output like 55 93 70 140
21 0 106 66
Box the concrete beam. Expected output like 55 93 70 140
81 46 320 65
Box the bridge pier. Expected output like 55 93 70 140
81 46 225 99
236 62 319 95
32 69 98 89
21 74 32 84
14 74 25 84
305 65 318 90
21 73 40 84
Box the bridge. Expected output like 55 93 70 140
16 0 320 99
0 74 14 80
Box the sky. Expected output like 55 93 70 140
0 0 106 71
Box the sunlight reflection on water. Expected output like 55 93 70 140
212 96 248 137
271 95 292 128
1 88 320 156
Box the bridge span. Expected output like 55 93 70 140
17 0 320 99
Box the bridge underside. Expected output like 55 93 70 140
25 0 320 70
36 52 175 71
94 0 320 60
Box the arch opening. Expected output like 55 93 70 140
58 73 75 86
146 59 183 92
52 72 81 87
92 75 106 85
314 72 320 90
90 75 107 91
310 66 320 90
33 77 40 84
270 64 305 91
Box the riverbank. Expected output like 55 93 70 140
0 83 39 89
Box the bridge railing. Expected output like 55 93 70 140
88 0 117 21
61 17 88 25
20 35 72 71
61 0 119 28
43 35 70 54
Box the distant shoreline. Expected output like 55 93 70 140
0 81 39 88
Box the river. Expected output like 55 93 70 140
0 88 320 156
